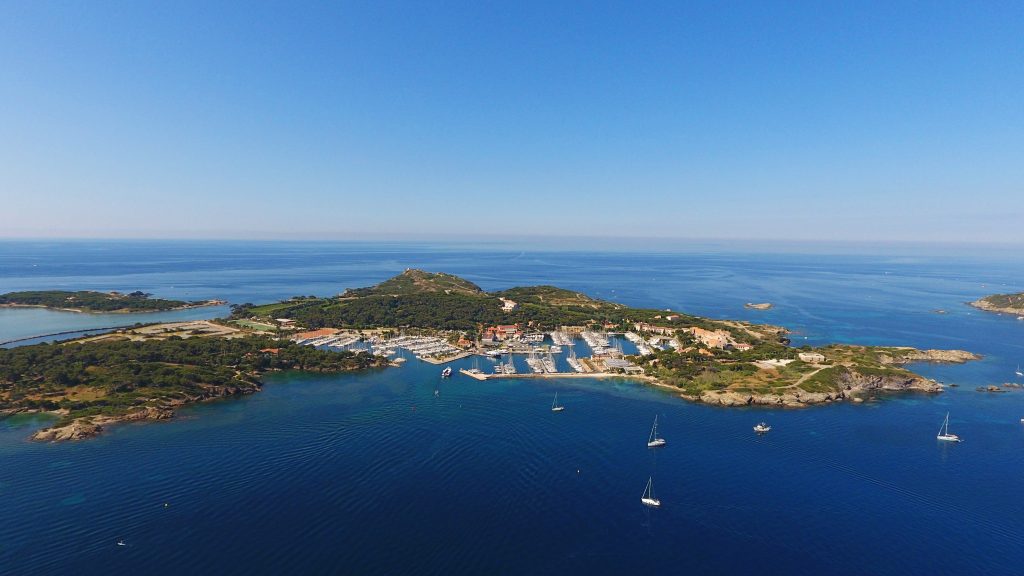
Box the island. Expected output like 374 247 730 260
1 269 981 441
970 291 1024 316
0 290 224 313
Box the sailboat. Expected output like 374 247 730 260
647 415 666 447
936 412 960 442
641 476 661 507
1016 364 1023 377
551 392 565 412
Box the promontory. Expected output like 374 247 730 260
970 291 1024 316
0 290 223 313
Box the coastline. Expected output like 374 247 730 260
0 299 226 315
457 347 979 409
26 362 390 442
968 299 1024 316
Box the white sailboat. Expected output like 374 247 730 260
1016 364 1023 377
647 415 666 448
551 392 565 412
936 412 960 442
641 476 661 507
753 422 771 434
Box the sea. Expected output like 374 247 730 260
1 239 1022 575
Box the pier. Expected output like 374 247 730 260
458 371 637 381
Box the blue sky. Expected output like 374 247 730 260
1 1 1022 243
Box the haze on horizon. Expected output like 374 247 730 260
1 2 1022 244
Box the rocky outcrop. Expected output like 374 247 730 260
104 406 174 423
680 367 940 408
970 295 1024 315
744 302 773 310
0 407 29 419
879 348 980 365
32 418 103 442
835 369 941 394
688 389 847 408
26 382 266 442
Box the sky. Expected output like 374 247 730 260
1 1 1022 243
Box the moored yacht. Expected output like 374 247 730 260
754 422 771 434
936 412 960 442
641 477 661 507
647 415 666 448
551 392 564 412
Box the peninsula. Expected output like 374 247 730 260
2 270 980 442
970 291 1024 316
0 320 389 441
0 290 224 313
235 269 978 407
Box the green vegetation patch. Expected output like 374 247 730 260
344 269 484 297
977 292 1024 309
0 290 195 312
0 336 387 423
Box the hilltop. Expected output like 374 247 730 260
970 292 1024 315
343 269 485 297
234 270 662 331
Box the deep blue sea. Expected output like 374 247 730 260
2 240 1023 575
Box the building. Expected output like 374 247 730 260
499 298 519 312
603 358 643 374
688 327 732 349
798 352 826 363
633 322 676 336
483 324 521 341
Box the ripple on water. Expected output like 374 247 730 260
60 493 86 506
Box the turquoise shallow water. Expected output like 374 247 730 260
1 240 1023 574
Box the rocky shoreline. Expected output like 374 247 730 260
30 381 261 442
680 369 942 408
969 297 1024 316
878 348 981 365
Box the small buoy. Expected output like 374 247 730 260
577 469 580 475
164 503 169 508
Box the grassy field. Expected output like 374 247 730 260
231 319 278 331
